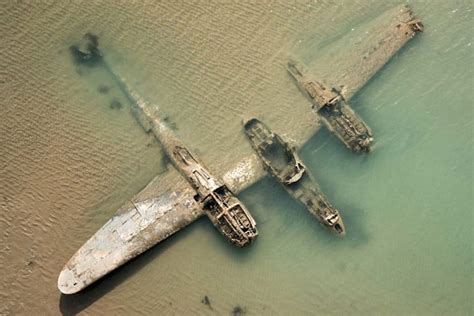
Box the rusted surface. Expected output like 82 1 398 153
288 60 374 153
58 4 422 294
243 118 345 235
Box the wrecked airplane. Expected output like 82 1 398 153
58 4 423 294
287 17 423 153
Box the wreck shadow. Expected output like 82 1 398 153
58 219 204 315
198 215 259 263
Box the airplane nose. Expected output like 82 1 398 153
240 115 253 126
359 136 374 153
335 224 345 236
333 220 346 236
367 137 374 146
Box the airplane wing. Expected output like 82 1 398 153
224 4 422 191
300 4 422 101
58 168 204 294
59 4 422 294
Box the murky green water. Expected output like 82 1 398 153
1 1 472 315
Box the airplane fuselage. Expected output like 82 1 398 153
243 118 345 235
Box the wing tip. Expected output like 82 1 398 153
58 266 85 295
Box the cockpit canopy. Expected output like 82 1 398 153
322 210 345 235
324 213 340 226
283 161 306 185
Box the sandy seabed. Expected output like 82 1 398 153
1 1 472 315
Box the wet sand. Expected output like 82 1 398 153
0 1 472 315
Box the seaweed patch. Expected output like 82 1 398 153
201 295 213 309
231 305 246 316
109 98 123 110
97 84 110 94
69 33 103 67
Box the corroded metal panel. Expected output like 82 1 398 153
58 172 203 294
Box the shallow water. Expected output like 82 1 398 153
0 1 472 315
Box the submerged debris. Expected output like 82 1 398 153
163 116 178 130
231 305 246 316
97 84 110 94
201 295 213 309
25 258 35 267
408 19 424 33
69 33 103 67
109 98 123 110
